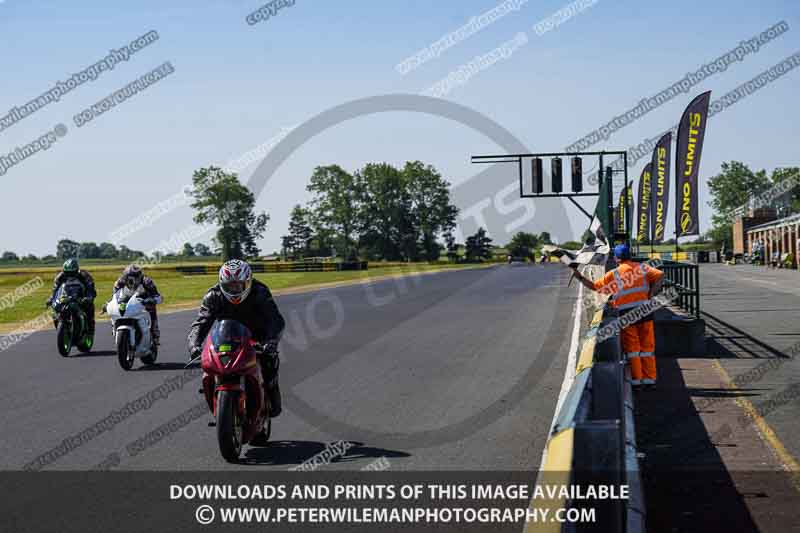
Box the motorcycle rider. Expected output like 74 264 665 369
187 259 285 444
111 264 162 345
47 258 97 335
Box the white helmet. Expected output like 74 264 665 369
219 259 253 305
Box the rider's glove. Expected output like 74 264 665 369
189 346 202 360
263 339 280 356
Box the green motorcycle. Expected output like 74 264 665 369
51 281 93 356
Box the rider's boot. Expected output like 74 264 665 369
148 308 160 345
267 381 282 418
261 351 282 418
250 381 280 447
250 353 281 447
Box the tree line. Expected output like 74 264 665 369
1 160 572 265
281 161 459 262
0 239 215 264
706 162 800 250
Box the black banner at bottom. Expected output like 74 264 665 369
0 470 796 532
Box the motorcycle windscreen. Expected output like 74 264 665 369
209 320 252 354
115 286 134 303
57 280 84 300
115 285 146 303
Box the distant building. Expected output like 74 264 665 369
733 207 776 255
745 211 800 268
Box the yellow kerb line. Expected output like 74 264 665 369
712 360 800 491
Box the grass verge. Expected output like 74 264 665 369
0 262 495 334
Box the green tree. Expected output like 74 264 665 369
98 242 118 259
444 231 460 262
708 161 771 220
354 161 458 261
56 239 80 260
1 251 19 261
705 226 732 250
539 232 552 245
707 161 771 248
403 161 458 261
507 231 539 260
194 243 212 256
465 227 493 262
190 166 269 260
117 245 144 261
307 165 361 260
770 166 800 215
181 242 196 257
355 163 409 261
282 205 314 259
79 242 100 259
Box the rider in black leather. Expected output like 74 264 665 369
187 260 285 444
48 258 97 334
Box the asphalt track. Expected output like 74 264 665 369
700 263 800 464
0 264 577 471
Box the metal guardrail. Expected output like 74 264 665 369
534 278 644 533
632 257 701 319
658 260 700 319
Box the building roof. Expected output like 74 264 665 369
747 212 800 232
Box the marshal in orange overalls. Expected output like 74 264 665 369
593 260 663 385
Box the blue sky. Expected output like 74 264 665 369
1 0 799 256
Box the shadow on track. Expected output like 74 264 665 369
636 357 761 533
703 311 796 359
69 350 116 358
684 387 768 399
240 440 410 467
134 362 191 371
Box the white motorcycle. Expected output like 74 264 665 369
105 285 161 370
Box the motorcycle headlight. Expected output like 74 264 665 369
218 345 232 365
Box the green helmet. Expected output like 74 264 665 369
63 258 79 273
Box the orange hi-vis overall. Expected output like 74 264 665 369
593 260 664 385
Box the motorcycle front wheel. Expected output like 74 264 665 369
216 390 243 463
77 315 93 353
116 329 134 370
77 334 93 353
56 319 72 357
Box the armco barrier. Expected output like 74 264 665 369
528 265 644 533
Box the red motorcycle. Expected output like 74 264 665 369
198 320 270 462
